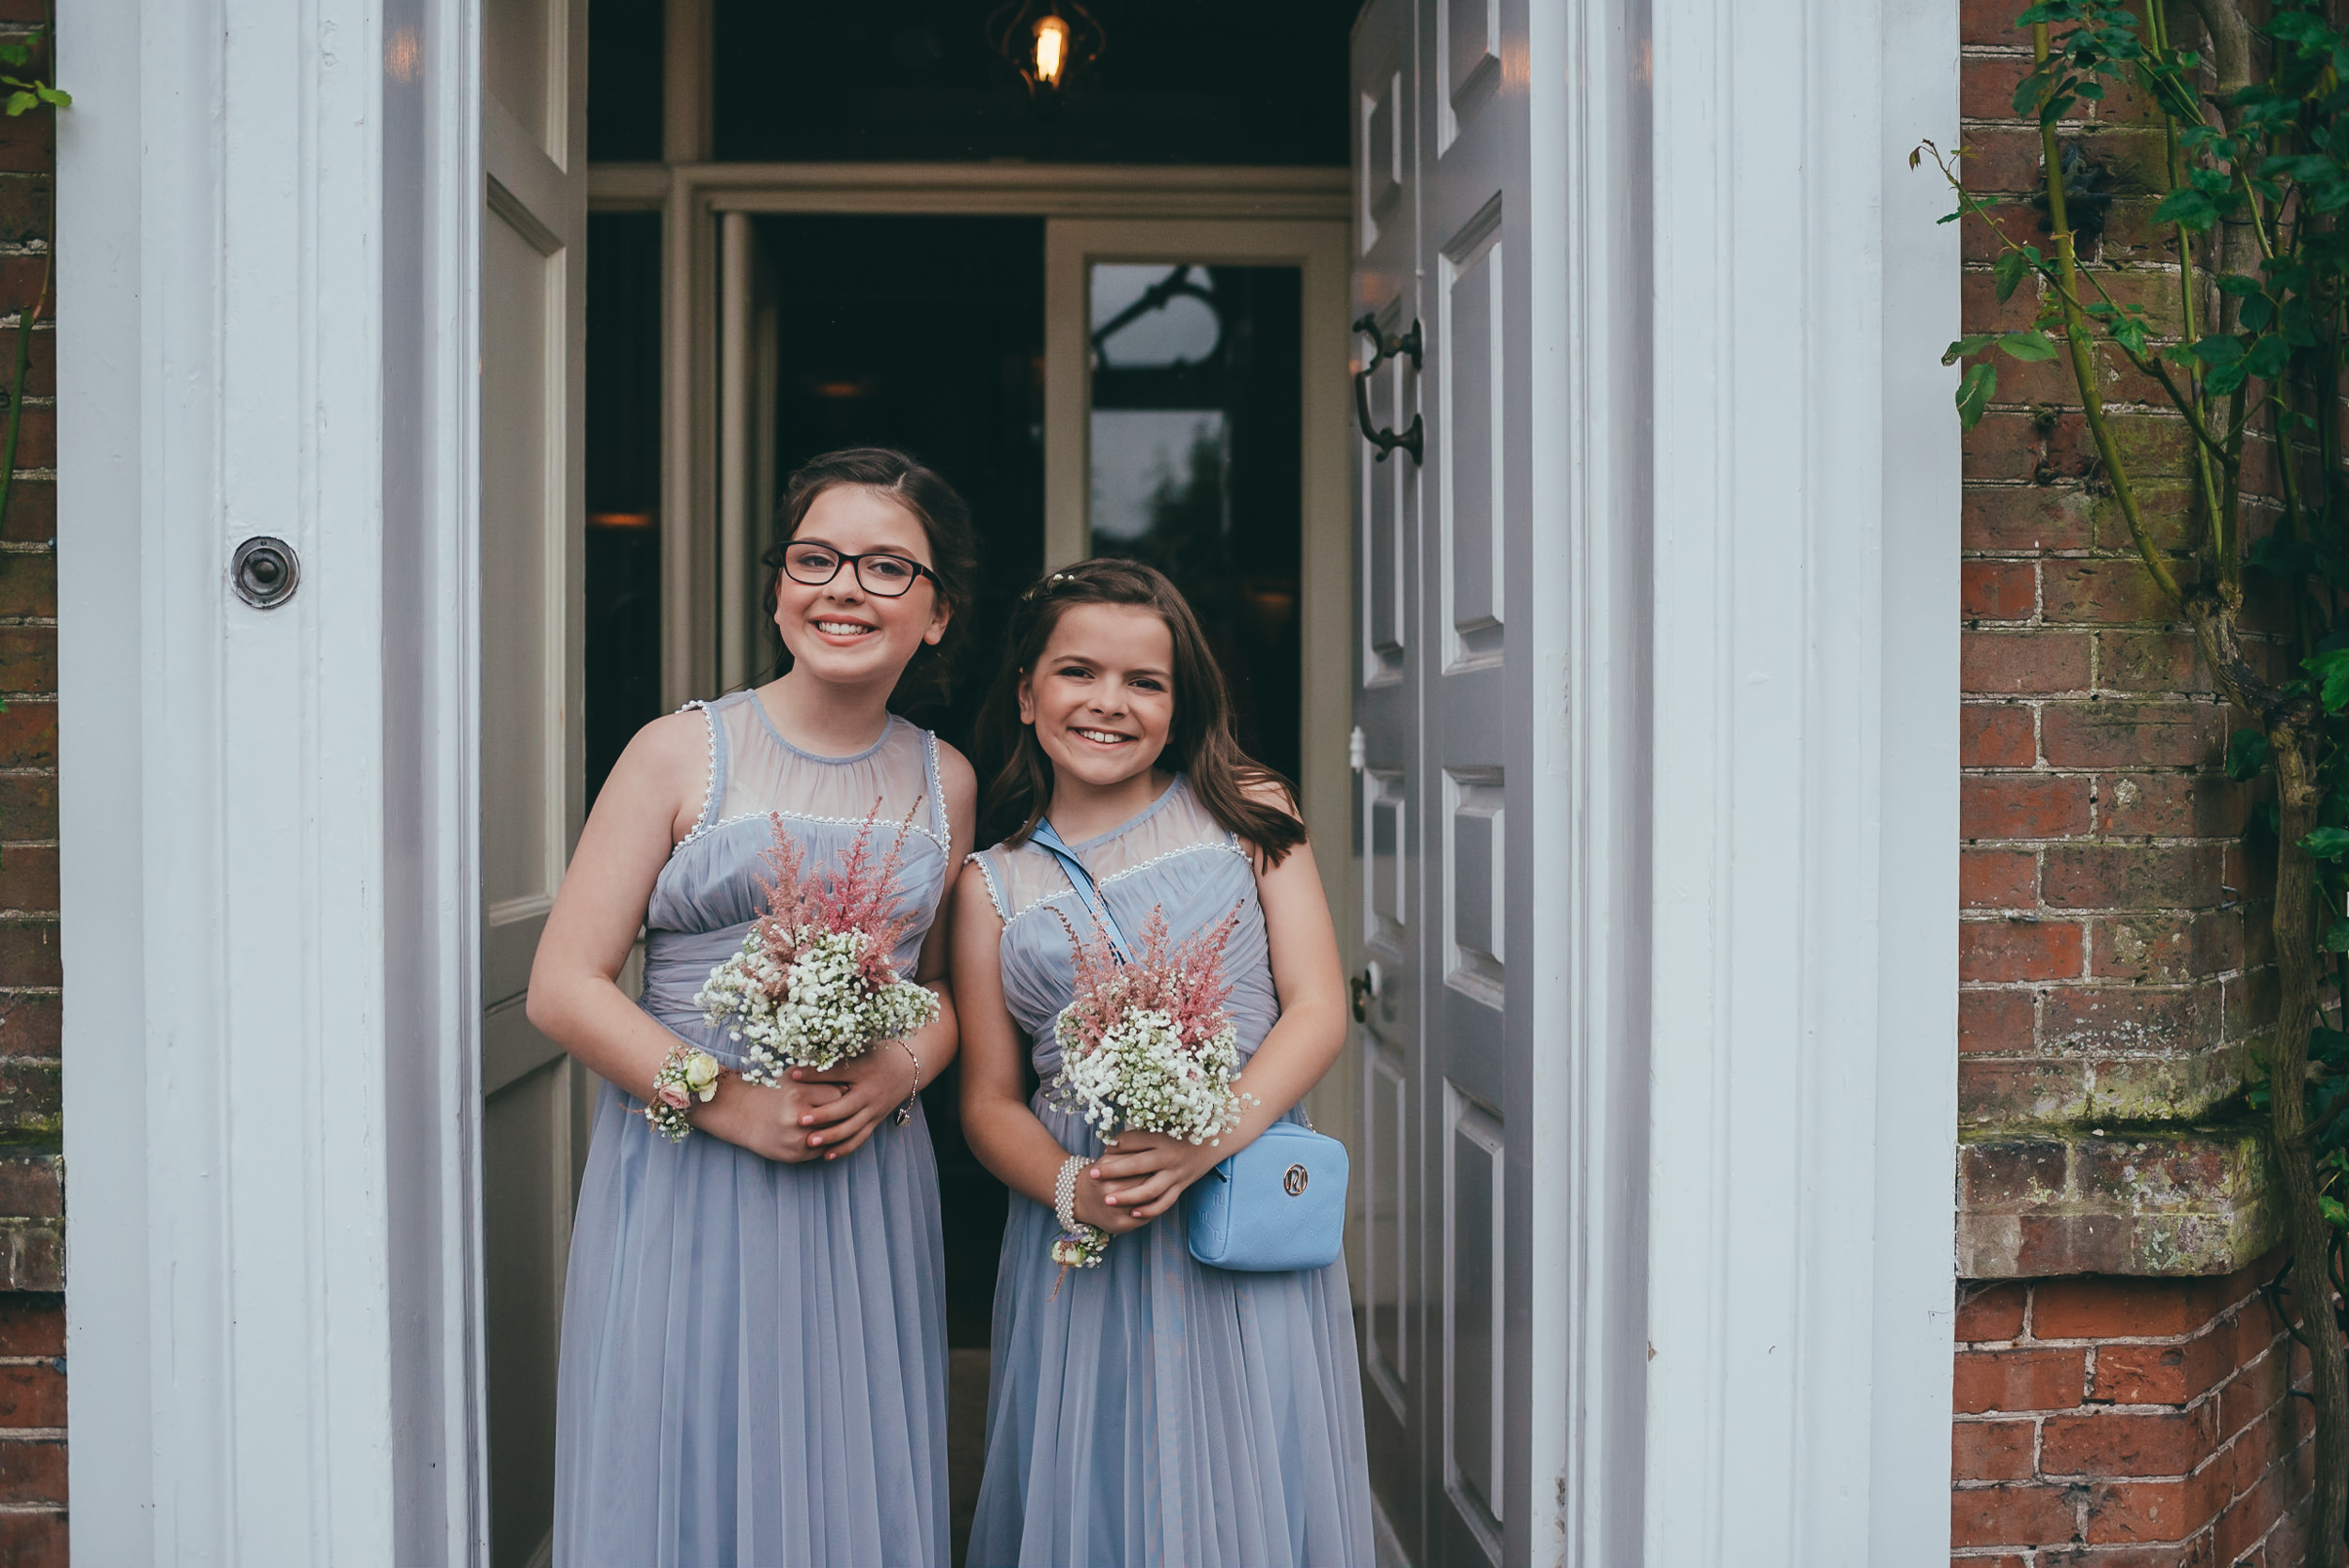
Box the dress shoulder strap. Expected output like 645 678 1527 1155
678 697 730 837
967 847 1011 924
920 725 948 845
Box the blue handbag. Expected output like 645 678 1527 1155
1030 819 1350 1274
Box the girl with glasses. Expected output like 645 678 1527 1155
530 447 978 1566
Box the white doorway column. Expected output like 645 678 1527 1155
58 0 483 1561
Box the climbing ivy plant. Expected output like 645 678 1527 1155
1926 0 2349 1549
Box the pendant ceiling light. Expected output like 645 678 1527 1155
986 0 1105 94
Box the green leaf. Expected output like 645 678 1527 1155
2326 920 2349 953
1941 334 1997 365
2300 826 2349 859
2302 647 2349 708
2323 1196 2349 1231
38 85 70 109
2190 334 2246 365
1998 331 2060 362
2247 334 2291 379
2226 727 2272 780
1993 248 2034 303
1955 361 1998 430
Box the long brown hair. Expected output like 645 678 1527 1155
973 558 1306 863
759 447 979 712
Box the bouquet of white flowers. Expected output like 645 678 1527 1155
694 804 939 1082
1045 903 1256 1271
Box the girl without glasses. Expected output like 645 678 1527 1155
954 558 1373 1567
530 448 978 1567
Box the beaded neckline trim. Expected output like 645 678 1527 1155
992 838 1249 924
674 807 949 858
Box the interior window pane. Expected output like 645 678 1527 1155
1086 262 1302 787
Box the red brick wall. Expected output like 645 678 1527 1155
1952 3 2317 1561
0 5 61 1560
1953 1254 2314 1566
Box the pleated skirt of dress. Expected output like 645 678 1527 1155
966 1102 1374 1568
553 1073 951 1568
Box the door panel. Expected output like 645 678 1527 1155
481 0 587 1561
1354 0 1537 1561
1349 0 1425 1555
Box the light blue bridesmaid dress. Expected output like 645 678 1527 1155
965 776 1374 1568
554 690 953 1567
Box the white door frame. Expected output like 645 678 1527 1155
58 0 486 1561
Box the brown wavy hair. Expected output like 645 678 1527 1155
759 447 979 713
973 558 1305 864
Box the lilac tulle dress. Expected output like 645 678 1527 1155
965 776 1373 1567
553 691 952 1567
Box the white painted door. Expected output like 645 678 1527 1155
719 212 781 693
480 0 589 1562
1351 0 1542 1561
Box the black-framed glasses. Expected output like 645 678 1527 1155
780 543 941 598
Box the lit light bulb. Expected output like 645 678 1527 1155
1033 14 1070 86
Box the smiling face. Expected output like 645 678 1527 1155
1018 601 1179 793
771 485 949 693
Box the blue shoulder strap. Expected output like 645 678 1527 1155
1027 819 1134 963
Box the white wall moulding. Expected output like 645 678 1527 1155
59 0 482 1561
1641 0 1959 1562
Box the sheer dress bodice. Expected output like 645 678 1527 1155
970 774 1274 1090
636 691 949 1067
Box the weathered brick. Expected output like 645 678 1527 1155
2097 772 2238 838
1959 1281 2030 1343
2092 1336 2230 1407
1961 988 2036 1054
0 1432 63 1506
1964 847 2039 908
0 1296 60 1358
2085 1475 2220 1544
2040 985 2216 1055
2043 844 2221 911
0 704 56 770
0 1509 66 1568
1964 772 2092 839
1962 918 2085 982
2095 629 2214 695
0 993 57 1057
2033 1274 2237 1343
1965 485 2096 552
0 551 52 618
1962 1139 2071 1208
2044 560 2184 627
1952 1482 2081 1547
0 846 56 913
1965 629 2092 694
2041 702 2221 769
1965 704 2039 768
2041 1405 2215 1477
1967 559 2040 621
0 775 53 842
1957 1346 2089 1414
0 1362 62 1429
1954 1417 2039 1482
1963 1056 2093 1126
2092 908 2237 984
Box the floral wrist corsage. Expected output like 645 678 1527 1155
1050 1155 1109 1289
646 1046 722 1142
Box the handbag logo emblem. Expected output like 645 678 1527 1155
1283 1163 1309 1197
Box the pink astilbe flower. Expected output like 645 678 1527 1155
1055 903 1243 1062
744 797 926 996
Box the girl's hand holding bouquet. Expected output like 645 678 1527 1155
1046 904 1257 1269
693 803 941 1157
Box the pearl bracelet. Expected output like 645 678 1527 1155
891 1037 923 1126
1050 1154 1108 1274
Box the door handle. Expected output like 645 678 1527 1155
1349 960 1384 1022
1351 314 1423 465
